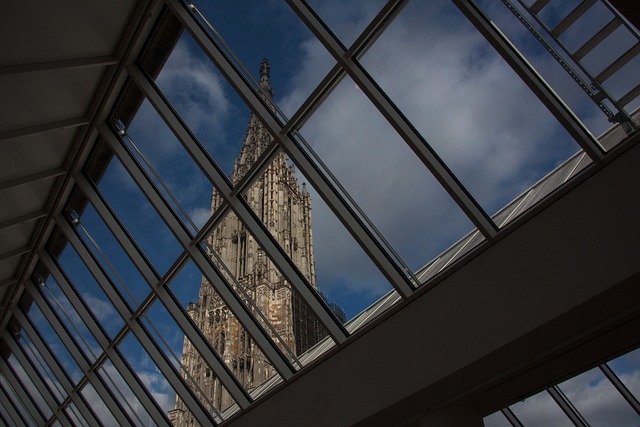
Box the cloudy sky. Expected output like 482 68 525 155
14 0 640 424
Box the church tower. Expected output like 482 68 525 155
169 59 324 424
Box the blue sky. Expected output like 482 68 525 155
13 0 640 423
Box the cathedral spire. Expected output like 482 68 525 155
259 57 274 98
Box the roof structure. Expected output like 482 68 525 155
1 1 640 426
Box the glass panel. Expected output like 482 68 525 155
475 0 637 138
305 0 388 47
64 402 85 426
97 359 150 426
112 93 214 235
37 273 102 364
0 372 38 425
537 0 583 30
608 347 640 400
79 382 117 426
85 140 183 276
299 74 476 272
238 145 398 324
117 333 185 421
201 208 333 363
558 367 640 426
17 333 65 403
6 353 52 418
176 1 335 117
361 0 582 218
66 193 153 310
51 243 125 340
25 302 83 384
167 257 284 413
142 299 227 421
483 411 512 427
509 390 573 426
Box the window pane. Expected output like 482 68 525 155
85 140 183 276
361 0 582 218
300 74 476 273
509 390 573 427
558 367 640 426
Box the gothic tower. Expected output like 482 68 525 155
169 59 324 424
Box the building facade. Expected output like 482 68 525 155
169 60 326 424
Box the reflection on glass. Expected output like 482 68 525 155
17 333 65 403
98 359 149 426
509 391 573 427
68 199 152 310
38 274 101 364
25 302 83 384
117 333 185 421
113 94 214 234
85 140 183 275
558 367 640 426
0 371 38 425
143 300 225 423
79 382 117 426
483 411 512 427
65 403 84 426
6 353 51 418
52 244 124 340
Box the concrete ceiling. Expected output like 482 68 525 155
0 0 147 328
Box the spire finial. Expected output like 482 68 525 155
260 58 270 84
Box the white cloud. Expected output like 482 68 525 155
278 0 586 302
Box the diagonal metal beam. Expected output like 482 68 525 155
0 356 45 425
0 381 26 426
167 0 417 300
12 307 103 427
451 0 605 163
99 122 298 382
127 63 349 345
37 252 172 427
2 330 73 426
73 172 252 409
56 213 219 426
0 117 89 143
286 0 499 240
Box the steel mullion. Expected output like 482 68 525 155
547 385 589 427
501 407 524 427
551 0 597 38
98 123 297 381
3 331 73 426
165 0 416 300
287 0 499 241
75 172 252 408
451 0 605 163
600 363 640 415
12 308 102 427
0 357 45 425
127 63 349 344
74 173 160 286
0 382 26 427
55 214 216 426
39 252 171 427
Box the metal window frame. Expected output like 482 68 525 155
167 0 417 300
0 351 46 425
126 62 349 344
99 122 299 381
55 213 219 425
11 308 102 426
73 172 253 409
0 381 27 427
37 251 172 426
